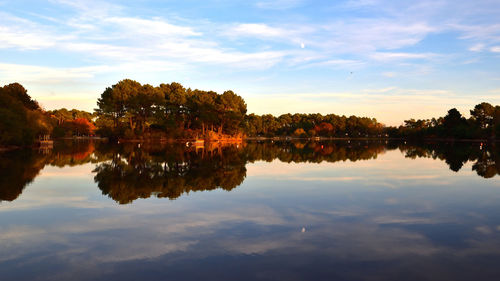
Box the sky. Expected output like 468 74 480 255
0 0 499 126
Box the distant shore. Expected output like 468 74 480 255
2 136 497 153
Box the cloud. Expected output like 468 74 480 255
305 58 365 68
344 0 381 8
454 23 500 43
0 26 55 50
228 23 289 38
0 63 112 83
370 52 437 61
104 17 202 37
256 0 303 10
0 13 66 50
0 4 287 71
314 20 436 53
469 43 485 52
0 0 499 123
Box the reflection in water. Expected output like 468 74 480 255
93 144 246 204
400 142 500 178
1 140 500 281
1 140 499 203
0 141 97 202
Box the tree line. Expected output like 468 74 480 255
392 103 500 139
1 81 499 147
95 79 247 140
245 113 384 137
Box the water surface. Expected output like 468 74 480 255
1 140 500 280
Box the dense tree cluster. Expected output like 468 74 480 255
95 79 247 139
48 108 96 137
394 102 500 139
244 113 384 138
0 83 52 146
0 83 98 146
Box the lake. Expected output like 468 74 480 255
1 140 500 281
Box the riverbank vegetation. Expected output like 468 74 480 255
394 105 500 139
0 83 52 146
1 81 499 147
94 79 247 141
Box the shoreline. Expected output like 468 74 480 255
1 136 497 152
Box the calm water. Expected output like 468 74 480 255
1 140 500 281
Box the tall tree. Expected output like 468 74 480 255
470 102 495 130
216 90 247 134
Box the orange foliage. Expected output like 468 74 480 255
73 118 96 135
314 122 334 133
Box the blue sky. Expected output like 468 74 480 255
0 0 499 125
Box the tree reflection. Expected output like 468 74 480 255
1 140 499 203
399 142 500 177
92 143 247 204
0 140 99 202
0 150 45 201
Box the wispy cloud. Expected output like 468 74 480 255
0 63 111 82
255 0 303 10
469 43 485 52
228 23 290 38
0 13 65 49
370 52 437 61
104 17 202 37
0 0 499 122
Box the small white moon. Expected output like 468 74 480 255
300 43 305 49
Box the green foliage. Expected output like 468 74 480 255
244 113 384 137
0 83 52 146
3 81 498 144
2 83 40 110
396 102 500 139
48 108 95 137
95 79 247 139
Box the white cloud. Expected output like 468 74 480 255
454 23 500 43
469 43 485 52
0 63 112 82
104 17 202 37
382 72 396 77
256 0 303 10
344 0 380 8
302 58 365 69
315 20 435 52
370 52 436 61
0 0 499 121
0 13 67 50
229 23 289 38
0 9 287 71
0 26 55 50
